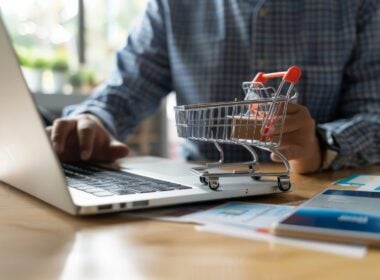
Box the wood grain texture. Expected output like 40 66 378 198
0 164 379 280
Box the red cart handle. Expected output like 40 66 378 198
253 66 301 84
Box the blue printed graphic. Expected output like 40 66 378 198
282 207 380 234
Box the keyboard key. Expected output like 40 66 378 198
118 190 136 195
73 185 90 190
154 185 176 191
63 163 192 197
84 188 103 193
129 186 157 193
92 191 115 197
174 185 192 190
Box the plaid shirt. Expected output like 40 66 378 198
65 0 380 170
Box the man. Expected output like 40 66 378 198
48 0 380 174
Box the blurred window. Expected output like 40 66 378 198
0 0 147 94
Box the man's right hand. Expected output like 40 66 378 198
46 114 129 162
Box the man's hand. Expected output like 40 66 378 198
46 114 129 162
271 103 322 174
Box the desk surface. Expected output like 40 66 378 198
1 163 380 280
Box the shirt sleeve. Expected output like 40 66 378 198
317 0 380 170
64 0 172 140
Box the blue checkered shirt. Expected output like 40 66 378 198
65 0 380 170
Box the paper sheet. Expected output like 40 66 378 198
196 224 367 259
124 202 217 223
125 201 367 258
126 201 293 227
185 201 293 230
334 174 380 191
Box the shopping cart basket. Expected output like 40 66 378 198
174 66 301 191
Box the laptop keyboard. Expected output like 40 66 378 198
63 163 192 197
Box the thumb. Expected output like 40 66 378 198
270 152 282 162
108 140 129 159
46 126 52 137
271 145 303 162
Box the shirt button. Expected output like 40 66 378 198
259 9 267 18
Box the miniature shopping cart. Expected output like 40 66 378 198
174 66 301 191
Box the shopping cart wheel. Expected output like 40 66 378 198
252 176 261 181
208 178 220 190
200 176 207 185
277 176 291 192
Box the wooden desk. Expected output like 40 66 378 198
1 164 379 280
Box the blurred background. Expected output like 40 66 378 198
0 0 179 158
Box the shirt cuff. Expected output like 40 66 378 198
320 148 338 171
316 125 340 170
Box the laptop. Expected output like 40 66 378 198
0 17 284 215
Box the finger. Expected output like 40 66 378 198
46 126 52 137
282 110 314 135
107 141 129 161
50 119 76 154
285 103 307 114
274 145 304 161
90 140 129 162
270 152 282 162
265 105 309 136
77 118 97 160
57 129 81 162
278 130 305 146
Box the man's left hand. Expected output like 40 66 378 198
271 103 322 174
